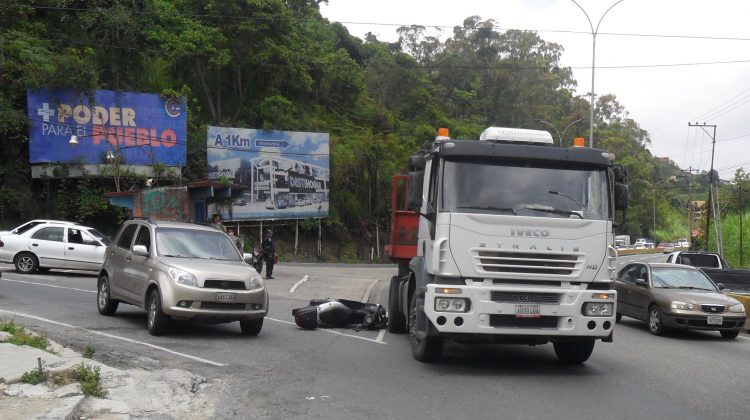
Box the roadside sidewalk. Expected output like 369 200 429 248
0 329 215 419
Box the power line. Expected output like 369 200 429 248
692 85 750 121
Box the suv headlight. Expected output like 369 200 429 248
728 303 746 313
670 301 695 311
168 267 197 287
248 273 264 290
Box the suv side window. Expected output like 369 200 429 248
116 224 138 249
31 226 64 242
133 226 152 253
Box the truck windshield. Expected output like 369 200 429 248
441 160 609 220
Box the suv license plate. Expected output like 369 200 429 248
707 315 723 325
515 305 541 318
216 292 237 303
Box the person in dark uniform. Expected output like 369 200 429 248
261 229 275 279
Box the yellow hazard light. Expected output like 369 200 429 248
437 127 450 137
573 137 585 147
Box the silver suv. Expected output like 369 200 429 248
97 219 268 336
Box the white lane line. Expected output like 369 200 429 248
0 309 226 367
1 278 96 294
375 329 386 343
266 317 386 345
361 279 381 303
289 275 309 293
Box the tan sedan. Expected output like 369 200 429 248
615 262 746 339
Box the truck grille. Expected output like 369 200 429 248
700 304 725 314
475 250 581 276
204 280 246 290
490 292 560 304
489 314 558 329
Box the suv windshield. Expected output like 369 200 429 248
442 160 609 220
156 228 241 261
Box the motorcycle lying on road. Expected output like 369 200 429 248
244 248 264 274
292 298 388 331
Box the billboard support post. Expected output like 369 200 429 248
317 219 322 256
295 220 299 256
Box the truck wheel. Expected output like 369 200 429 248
409 293 443 362
615 312 622 323
647 304 665 336
147 289 170 336
240 318 264 336
14 252 38 274
553 339 595 364
387 276 406 334
720 330 740 340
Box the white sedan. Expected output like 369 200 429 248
0 222 111 273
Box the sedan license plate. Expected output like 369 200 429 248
216 292 237 303
515 304 541 318
707 315 723 325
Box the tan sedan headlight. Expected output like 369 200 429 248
728 303 746 313
248 274 264 290
670 301 695 311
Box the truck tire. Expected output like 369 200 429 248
553 339 595 364
615 312 622 323
387 276 406 334
409 293 443 362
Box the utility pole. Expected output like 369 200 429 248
740 185 744 267
688 123 717 252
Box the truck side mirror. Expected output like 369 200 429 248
614 183 628 211
407 170 424 211
407 155 426 211
613 164 628 183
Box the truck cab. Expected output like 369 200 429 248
387 127 629 363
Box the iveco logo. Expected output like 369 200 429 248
511 228 550 237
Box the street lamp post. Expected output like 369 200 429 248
569 0 625 148
534 118 583 148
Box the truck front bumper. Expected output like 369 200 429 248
424 283 616 339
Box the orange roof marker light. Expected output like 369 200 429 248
434 127 452 146
573 137 586 147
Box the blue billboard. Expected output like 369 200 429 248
206 126 330 221
27 89 186 166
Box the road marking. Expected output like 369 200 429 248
0 309 226 367
266 317 386 345
289 275 309 293
1 278 96 294
376 329 386 343
362 278 381 303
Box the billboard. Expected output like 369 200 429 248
27 89 186 167
206 126 329 221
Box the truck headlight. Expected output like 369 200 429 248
583 302 613 317
168 267 197 287
435 297 470 313
670 301 695 311
728 303 746 313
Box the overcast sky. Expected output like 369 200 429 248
321 0 750 181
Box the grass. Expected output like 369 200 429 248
74 363 107 398
83 346 95 359
21 367 45 385
0 320 52 353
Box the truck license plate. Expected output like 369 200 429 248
216 292 237 303
515 305 541 318
707 315 723 325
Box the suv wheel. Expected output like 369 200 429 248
147 289 170 336
240 318 264 336
14 252 38 274
97 274 119 315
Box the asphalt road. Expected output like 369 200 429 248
1 255 749 420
